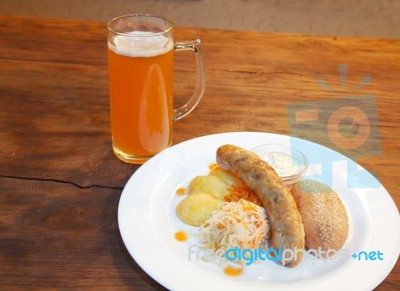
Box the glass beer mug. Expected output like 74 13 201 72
107 14 205 164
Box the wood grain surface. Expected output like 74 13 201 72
0 15 399 290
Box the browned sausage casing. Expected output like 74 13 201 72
216 144 305 267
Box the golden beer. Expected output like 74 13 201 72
107 15 205 164
108 31 174 163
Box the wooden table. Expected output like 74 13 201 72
0 15 399 290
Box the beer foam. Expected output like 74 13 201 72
108 31 174 57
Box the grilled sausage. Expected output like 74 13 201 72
216 144 305 267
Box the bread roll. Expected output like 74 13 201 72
291 180 349 256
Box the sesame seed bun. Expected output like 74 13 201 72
291 180 349 257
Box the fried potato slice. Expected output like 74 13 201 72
175 192 224 226
188 175 230 200
209 165 246 188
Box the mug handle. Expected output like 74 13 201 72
174 39 205 121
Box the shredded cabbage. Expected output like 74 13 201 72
199 199 269 254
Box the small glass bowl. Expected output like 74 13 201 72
251 143 308 188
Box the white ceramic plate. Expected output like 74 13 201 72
118 132 399 291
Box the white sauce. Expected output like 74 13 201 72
258 151 300 177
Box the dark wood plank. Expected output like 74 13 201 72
0 177 166 290
0 58 139 188
0 16 107 66
1 58 399 196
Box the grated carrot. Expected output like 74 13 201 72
224 185 262 206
